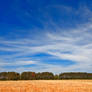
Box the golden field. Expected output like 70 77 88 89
0 80 92 92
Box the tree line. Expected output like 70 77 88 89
0 72 92 80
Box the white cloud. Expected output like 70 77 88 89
0 5 92 73
0 59 37 66
0 23 92 73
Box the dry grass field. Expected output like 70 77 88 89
0 80 92 92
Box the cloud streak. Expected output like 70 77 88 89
0 3 92 73
0 22 92 73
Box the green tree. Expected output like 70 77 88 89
21 72 36 80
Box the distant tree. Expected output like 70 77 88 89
54 74 59 80
0 72 92 80
36 73 41 80
0 72 20 80
87 73 92 79
7 72 20 80
0 72 8 80
21 72 36 80
36 72 54 80
59 72 92 79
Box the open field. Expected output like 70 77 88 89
0 80 92 92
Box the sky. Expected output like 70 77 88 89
0 0 92 74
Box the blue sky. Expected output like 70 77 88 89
0 0 92 73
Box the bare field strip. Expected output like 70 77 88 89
0 80 92 92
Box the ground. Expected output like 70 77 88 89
0 80 92 92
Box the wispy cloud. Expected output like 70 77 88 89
0 22 92 73
0 3 92 73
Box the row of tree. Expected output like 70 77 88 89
0 72 92 80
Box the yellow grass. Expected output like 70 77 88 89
0 80 92 92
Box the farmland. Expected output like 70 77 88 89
0 80 92 92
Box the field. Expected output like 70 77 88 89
0 80 92 92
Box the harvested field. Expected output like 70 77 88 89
0 80 92 92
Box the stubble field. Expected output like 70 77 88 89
0 80 92 92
